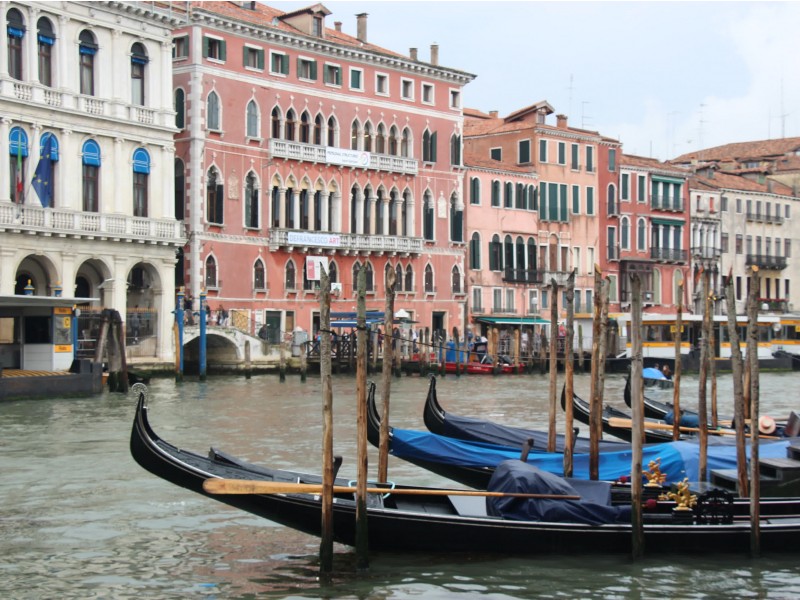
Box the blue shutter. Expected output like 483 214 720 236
82 140 101 166
132 148 150 174
39 133 59 161
9 127 29 157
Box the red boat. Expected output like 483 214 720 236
442 360 521 374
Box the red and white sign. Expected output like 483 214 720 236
305 256 329 281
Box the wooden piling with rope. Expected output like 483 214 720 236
548 278 558 452
747 266 762 557
318 269 334 577
563 270 575 477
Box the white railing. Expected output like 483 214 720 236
270 139 418 175
270 228 423 254
0 202 184 244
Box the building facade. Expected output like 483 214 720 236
0 0 184 362
173 2 474 343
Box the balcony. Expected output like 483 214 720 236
503 267 544 284
541 271 572 287
745 254 787 270
746 212 784 225
691 247 722 260
491 306 517 315
650 247 687 263
620 289 655 303
651 196 684 212
269 139 418 175
269 228 424 256
0 202 184 245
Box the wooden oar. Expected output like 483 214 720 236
608 417 779 439
202 478 580 499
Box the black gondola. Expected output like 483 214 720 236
423 375 633 451
132 393 800 555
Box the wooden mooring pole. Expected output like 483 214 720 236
563 271 575 477
318 269 334 578
672 278 683 440
548 278 558 452
698 270 711 482
630 274 645 559
378 267 396 483
354 267 369 570
724 271 748 497
747 266 761 557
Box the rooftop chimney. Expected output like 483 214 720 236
556 114 568 129
430 43 439 66
489 110 499 118
334 21 342 32
356 13 368 43
410 47 418 61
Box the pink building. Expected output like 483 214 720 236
173 3 474 341
608 154 691 314
463 105 611 340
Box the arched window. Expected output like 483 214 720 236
365 263 374 292
470 232 481 270
350 119 359 150
422 129 437 162
470 177 480 205
401 189 410 236
30 131 58 208
207 91 220 131
450 134 461 166
450 193 463 242
37 17 55 86
328 261 338 283
206 168 223 224
404 265 414 292
314 114 323 145
384 263 393 292
504 181 513 208
174 158 185 220
363 121 372 152
205 255 217 288
489 234 502 271
352 261 361 289
246 100 259 138
284 185 294 229
376 124 386 154
349 186 358 233
327 116 337 146
174 89 185 129
424 265 434 293
515 236 525 274
451 266 462 294
527 237 537 272
132 148 150 217
375 189 385 234
423 191 434 241
7 8 24 80
528 185 536 211
131 42 148 105
300 111 311 143
285 109 296 140
504 235 514 271
389 126 399 156
388 190 398 235
302 259 314 291
81 139 100 212
607 183 617 215
245 172 259 228
491 180 501 207
621 216 630 250
254 259 265 290
285 260 296 290
299 188 309 229
401 127 411 157
637 218 647 251
79 30 97 95
516 183 525 209
394 263 403 292
271 106 281 139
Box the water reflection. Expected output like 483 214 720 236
1 371 800 598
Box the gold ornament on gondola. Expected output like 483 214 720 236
667 478 697 510
643 458 667 487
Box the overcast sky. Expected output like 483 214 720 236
267 1 800 160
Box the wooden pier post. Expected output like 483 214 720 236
589 266 604 481
244 341 252 380
354 267 369 570
577 324 585 373
279 339 286 382
724 271 748 497
378 268 395 483
299 338 307 382
672 278 684 440
630 274 645 559
563 271 575 476
453 327 462 377
548 278 558 452
539 326 548 375
513 328 521 374
746 266 761 557
318 270 334 578
698 270 710 481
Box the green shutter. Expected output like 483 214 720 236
202 36 209 58
572 185 580 214
310 60 317 80
431 132 437 162
219 40 226 62
539 182 546 218
282 55 289 75
587 187 594 215
559 184 567 221
257 48 264 70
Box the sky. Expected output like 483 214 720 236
266 1 800 161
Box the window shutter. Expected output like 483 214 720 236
282 56 289 75
216 184 224 224
431 132 437 162
310 61 317 80
560 184 567 221
219 40 226 62
539 183 546 219
202 36 209 58
257 49 265 70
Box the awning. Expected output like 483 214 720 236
330 318 384 328
476 316 550 326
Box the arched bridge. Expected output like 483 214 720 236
182 325 270 364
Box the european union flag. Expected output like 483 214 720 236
32 135 54 208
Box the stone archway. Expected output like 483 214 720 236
126 262 164 357
15 254 58 296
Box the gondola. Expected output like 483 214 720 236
423 375 631 451
643 367 674 389
624 376 716 423
131 392 800 555
368 381 796 488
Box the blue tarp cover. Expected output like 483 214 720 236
643 367 667 380
389 426 793 484
486 460 632 524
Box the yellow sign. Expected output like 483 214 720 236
54 307 72 315
54 344 73 353
670 325 685 333
795 326 800 333
63 317 71 328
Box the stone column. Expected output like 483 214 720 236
0 249 17 294
291 189 300 230
382 195 390 236
161 144 175 219
0 118 11 202
367 192 376 235
278 187 287 229
307 189 315 232
59 129 74 210
112 137 124 215
320 190 330 231
355 188 364 235
407 198 416 237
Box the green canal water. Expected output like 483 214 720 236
2 372 800 598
